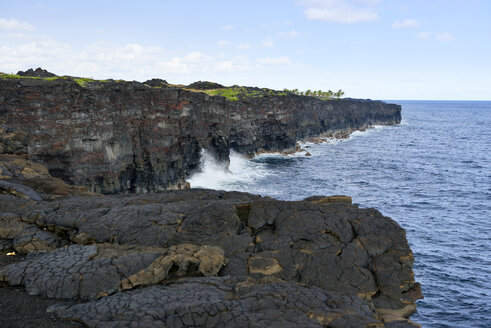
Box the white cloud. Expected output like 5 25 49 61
261 40 275 48
257 56 291 65
211 59 250 72
182 52 210 63
415 31 433 40
392 19 419 29
436 32 454 42
415 31 454 42
235 43 251 50
0 36 254 79
301 0 379 24
218 40 229 46
220 25 235 30
0 18 35 31
279 30 299 38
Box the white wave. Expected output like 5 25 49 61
348 125 389 139
254 150 310 159
187 149 271 190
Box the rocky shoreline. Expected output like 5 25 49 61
0 69 420 327
0 154 422 327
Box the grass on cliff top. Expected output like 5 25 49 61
185 86 288 101
0 73 67 82
182 85 343 101
0 73 114 87
0 72 343 100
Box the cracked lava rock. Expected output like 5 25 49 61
0 187 422 327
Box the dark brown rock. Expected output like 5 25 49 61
17 68 56 78
187 81 225 90
1 73 400 194
229 96 401 155
0 77 230 193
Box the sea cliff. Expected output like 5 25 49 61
0 69 401 193
0 69 420 328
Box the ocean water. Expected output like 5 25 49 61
188 100 491 328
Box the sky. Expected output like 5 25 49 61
1 0 490 100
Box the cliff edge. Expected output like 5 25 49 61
0 69 401 194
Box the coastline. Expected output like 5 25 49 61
0 69 421 327
0 70 401 194
249 123 390 158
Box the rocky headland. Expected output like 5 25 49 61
0 69 420 327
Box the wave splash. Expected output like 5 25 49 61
187 149 270 190
188 126 391 190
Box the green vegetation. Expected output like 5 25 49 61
0 72 345 99
0 73 115 88
73 78 96 87
282 88 345 100
184 85 288 101
0 73 67 81
184 85 345 101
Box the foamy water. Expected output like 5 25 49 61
187 150 272 191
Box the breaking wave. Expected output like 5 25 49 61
187 150 271 191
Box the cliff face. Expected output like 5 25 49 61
1 78 229 193
229 95 401 154
0 76 401 193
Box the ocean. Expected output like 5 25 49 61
188 100 491 328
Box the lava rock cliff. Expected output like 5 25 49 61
1 70 401 193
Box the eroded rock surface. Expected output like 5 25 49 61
0 154 92 200
51 277 384 328
119 244 225 291
0 188 422 327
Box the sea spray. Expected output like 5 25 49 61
187 149 271 190
188 126 387 191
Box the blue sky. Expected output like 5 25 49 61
1 0 490 100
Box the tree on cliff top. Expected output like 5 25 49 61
282 88 344 100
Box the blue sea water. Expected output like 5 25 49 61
188 100 491 328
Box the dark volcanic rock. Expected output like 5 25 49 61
0 77 230 193
17 67 57 78
187 81 225 90
51 277 382 328
1 243 223 301
0 71 415 326
0 179 43 201
229 96 401 155
0 153 92 200
0 72 400 193
144 78 168 87
0 189 421 326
